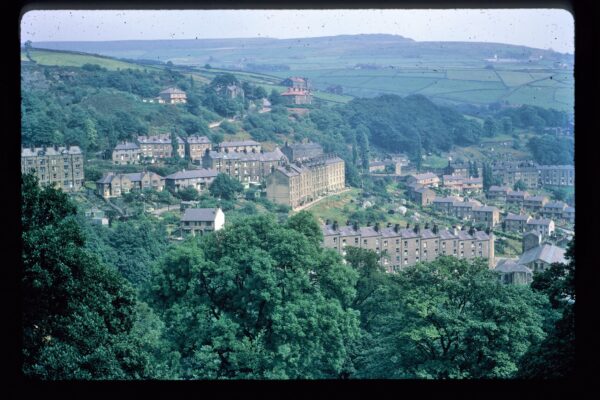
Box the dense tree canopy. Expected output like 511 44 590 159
527 135 574 165
347 255 550 379
21 174 165 379
146 214 360 378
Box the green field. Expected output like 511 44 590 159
27 40 574 112
25 49 154 71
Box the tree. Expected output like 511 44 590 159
483 117 498 137
513 180 527 191
501 117 513 135
518 237 575 378
269 89 283 106
146 215 360 378
208 173 244 201
352 257 549 378
21 174 157 379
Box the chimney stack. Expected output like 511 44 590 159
394 224 400 233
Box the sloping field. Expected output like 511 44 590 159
27 49 152 71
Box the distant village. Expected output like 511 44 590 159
21 77 574 288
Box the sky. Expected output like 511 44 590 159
20 9 574 54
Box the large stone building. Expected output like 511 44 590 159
96 171 165 198
203 148 287 185
406 172 440 188
217 140 261 154
186 136 212 163
266 154 345 209
21 146 84 192
322 223 495 271
282 77 309 90
491 161 539 188
165 168 218 192
281 87 312 105
281 141 323 162
180 207 225 236
538 165 574 187
112 142 141 165
158 87 187 104
138 134 185 161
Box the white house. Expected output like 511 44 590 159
180 207 225 236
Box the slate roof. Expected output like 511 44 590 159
160 87 186 95
524 195 548 202
22 146 82 157
186 136 211 144
433 196 461 204
114 142 140 151
181 208 220 222
505 213 531 221
489 185 510 192
409 172 439 181
219 140 260 147
507 191 529 197
137 134 184 144
473 206 499 212
495 259 532 274
527 218 553 226
544 201 568 209
207 148 285 162
165 169 218 180
518 244 566 266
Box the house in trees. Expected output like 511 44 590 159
165 168 218 193
282 76 309 90
494 259 533 285
158 87 187 104
517 231 566 274
281 87 312 105
96 171 165 198
180 207 225 236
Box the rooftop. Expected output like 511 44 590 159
219 140 260 147
22 146 83 157
518 244 566 266
114 142 140 151
186 136 211 144
207 148 285 162
165 168 218 180
160 87 186 95
181 208 221 222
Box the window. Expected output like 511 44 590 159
404 258 408 265
354 238 359 245
363 239 368 245
404 241 408 247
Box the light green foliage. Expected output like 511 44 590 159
146 214 360 378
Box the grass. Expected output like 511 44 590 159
27 49 153 71
304 188 361 224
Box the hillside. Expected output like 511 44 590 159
29 35 574 112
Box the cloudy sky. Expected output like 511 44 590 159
20 9 574 54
